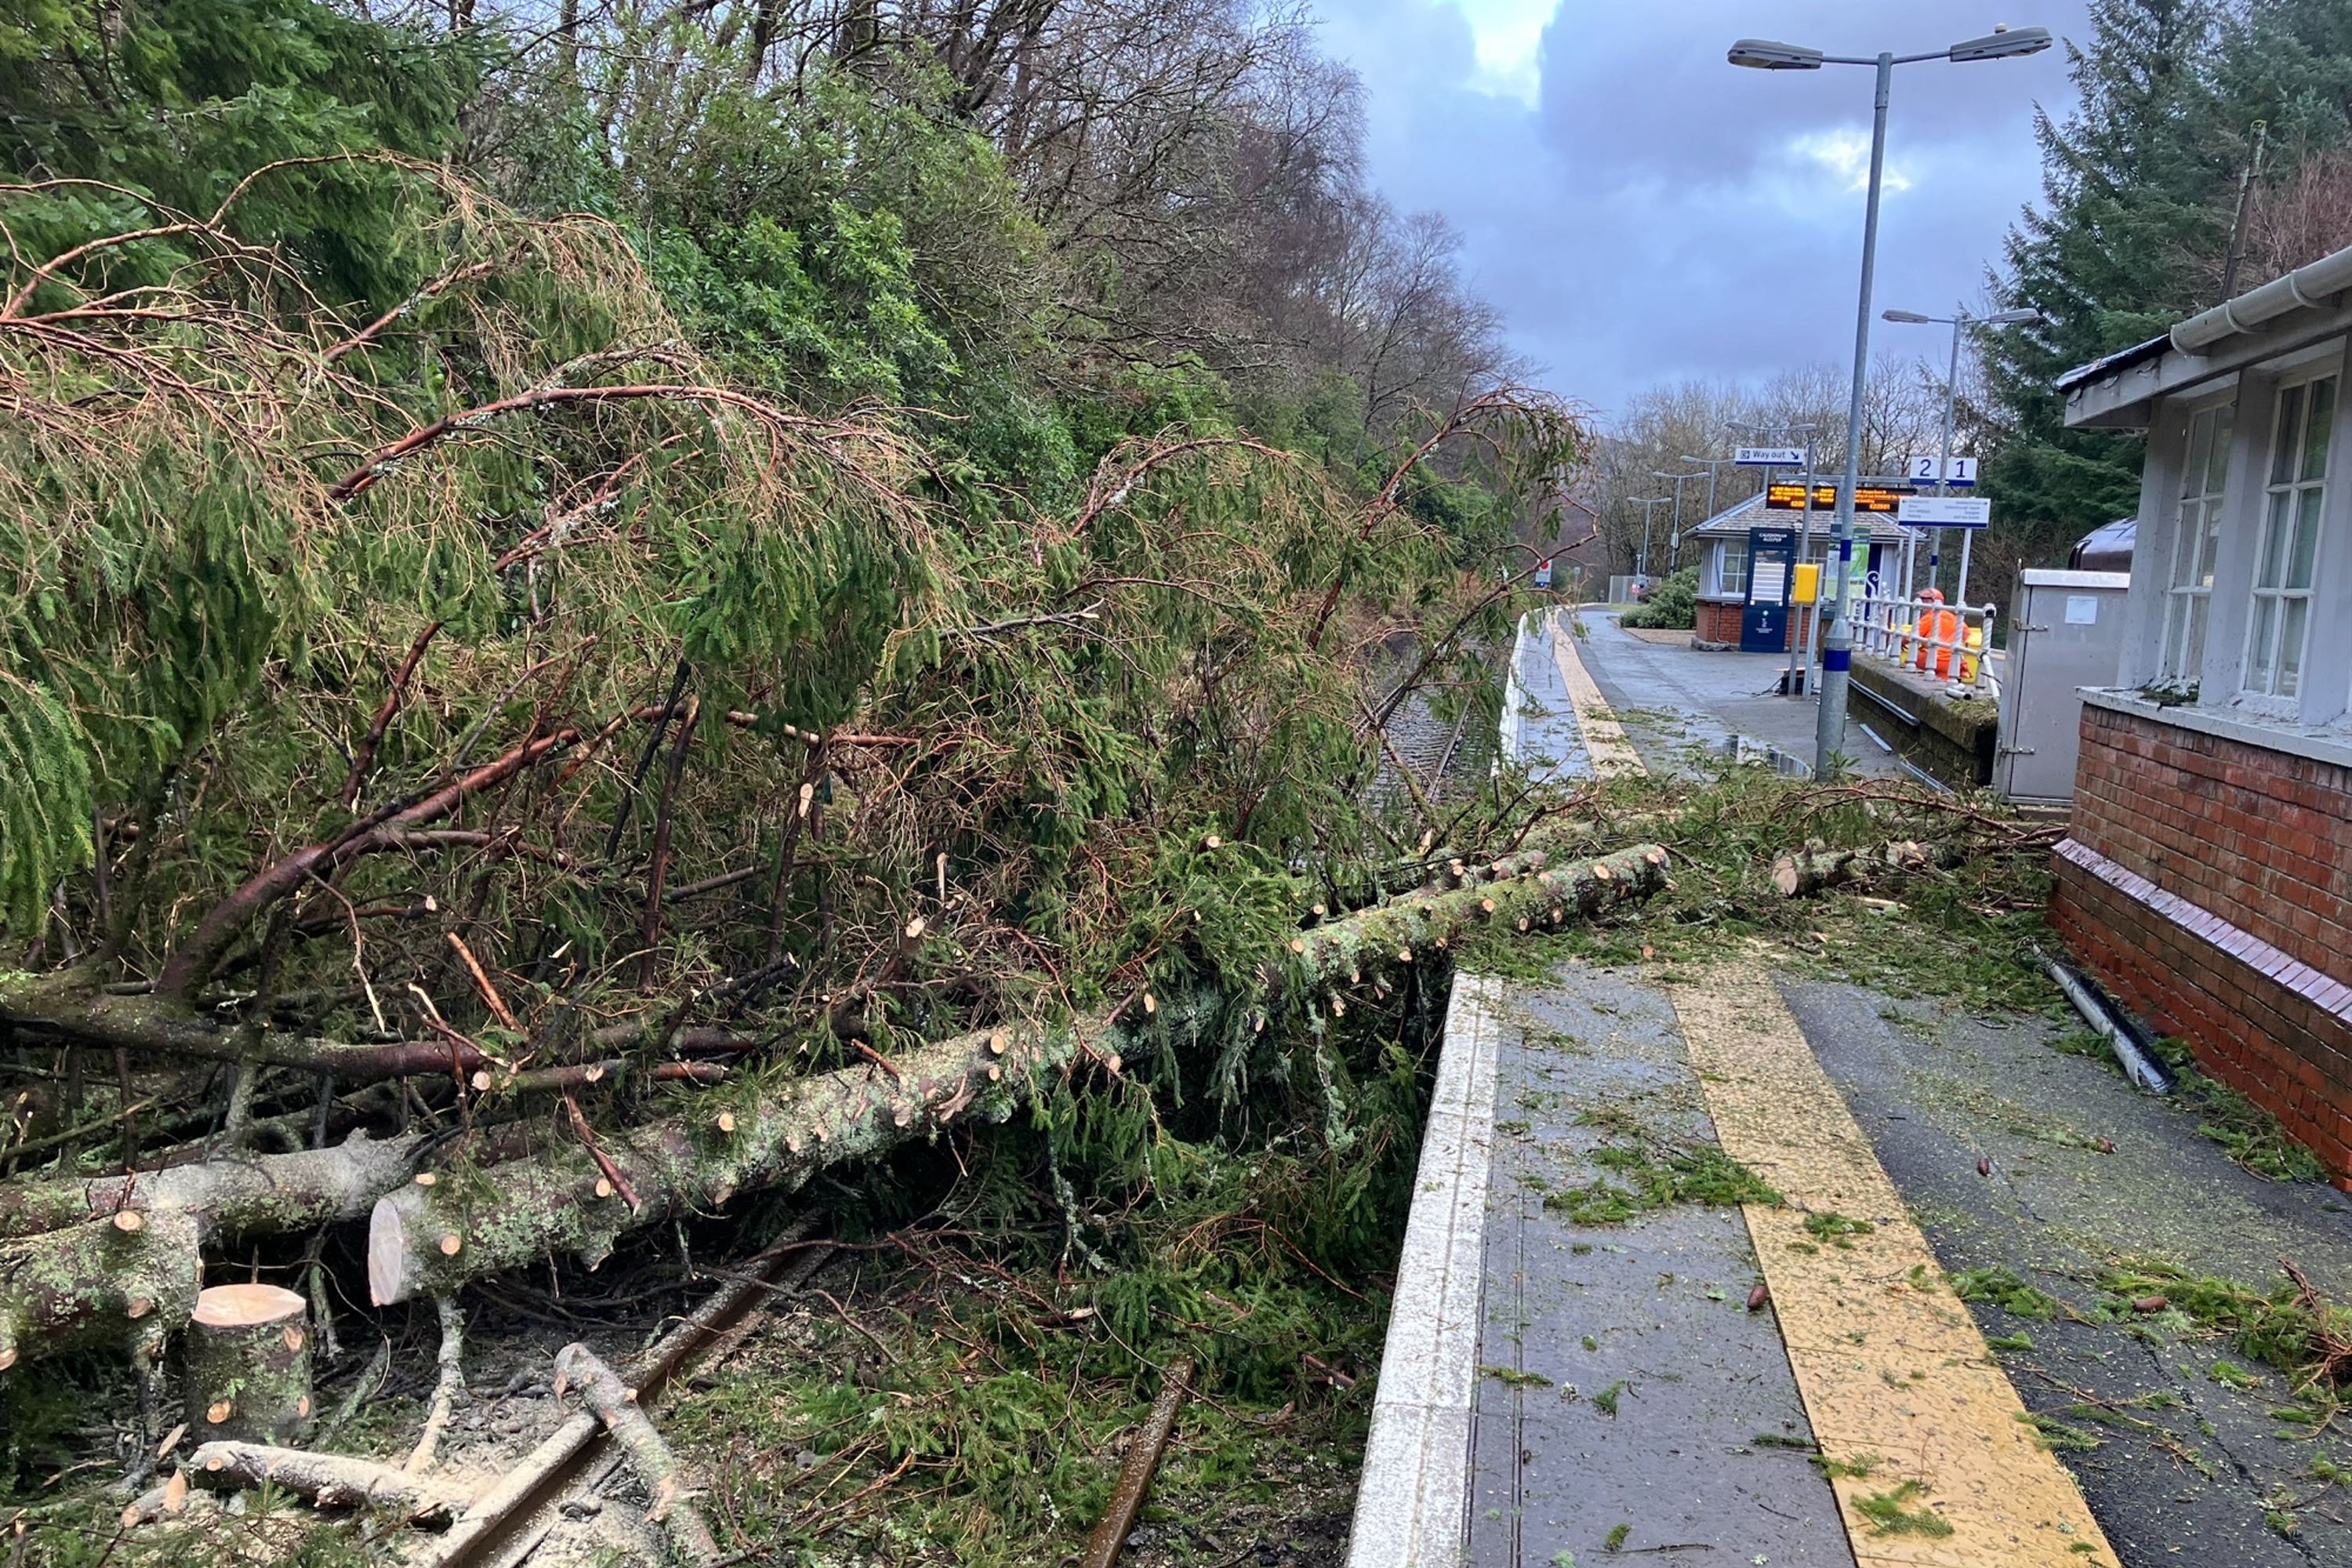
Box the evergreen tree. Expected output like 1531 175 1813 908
1982 0 2237 554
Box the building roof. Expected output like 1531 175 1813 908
1685 488 1915 543
2060 241 2352 429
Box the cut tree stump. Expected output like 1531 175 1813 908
184 1283 313 1444
0 1207 197 1371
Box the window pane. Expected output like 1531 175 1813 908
2290 488 2324 588
2198 500 2224 586
2184 596 2207 678
2304 376 2337 481
2212 404 2234 492
2279 597 2309 697
2259 492 2292 587
2274 385 2307 485
2183 408 2215 499
2249 597 2278 691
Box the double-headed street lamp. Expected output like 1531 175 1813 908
1632 496 1673 579
1728 23 2050 776
1882 305 2042 601
1653 468 1708 571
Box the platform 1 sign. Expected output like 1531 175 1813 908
1908 455 1978 486
1896 495 1991 528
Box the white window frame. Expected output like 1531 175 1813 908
2240 370 2337 706
1715 538 1748 597
2158 398 2233 689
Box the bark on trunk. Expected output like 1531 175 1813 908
553 1342 719 1565
182 1439 477 1522
184 1283 313 1444
0 1208 198 1370
1770 839 1958 898
367 844 1668 1304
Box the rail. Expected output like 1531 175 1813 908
1849 583 1998 701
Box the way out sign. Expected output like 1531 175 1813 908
1737 446 1805 466
1897 495 1991 528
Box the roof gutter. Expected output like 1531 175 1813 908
2171 244 2352 354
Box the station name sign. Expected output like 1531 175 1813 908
1763 481 1913 514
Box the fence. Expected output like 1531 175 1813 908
1849 586 1999 700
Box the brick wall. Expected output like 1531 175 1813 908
1692 597 1815 651
2053 701 2352 1188
2069 703 2352 972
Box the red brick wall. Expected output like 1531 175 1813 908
1692 597 1815 650
2053 702 2352 1188
2068 703 2352 974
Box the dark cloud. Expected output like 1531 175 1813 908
1313 0 2092 414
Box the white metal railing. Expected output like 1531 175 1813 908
1850 583 1998 700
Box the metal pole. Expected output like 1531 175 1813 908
1817 50 1893 777
1669 477 1686 572
1789 439 1814 695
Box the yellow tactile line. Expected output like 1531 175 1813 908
1671 974 2116 1567
1541 630 2114 1566
1545 609 1644 775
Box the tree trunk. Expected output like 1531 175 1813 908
182 1439 475 1523
1771 839 1958 898
0 1208 197 1370
367 844 1668 1303
184 1283 313 1444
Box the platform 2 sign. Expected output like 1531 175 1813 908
1763 481 1913 514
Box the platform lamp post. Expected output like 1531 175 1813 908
1728 23 2052 777
1632 497 1672 582
1652 469 1708 572
1677 454 1739 533
1881 306 2043 603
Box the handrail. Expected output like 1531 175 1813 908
1849 580 1998 702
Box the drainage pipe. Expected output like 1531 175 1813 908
2038 949 2174 1095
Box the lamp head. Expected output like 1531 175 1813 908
1882 309 1935 324
1727 38 1824 69
1948 24 2051 62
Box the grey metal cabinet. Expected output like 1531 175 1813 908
1994 569 2132 806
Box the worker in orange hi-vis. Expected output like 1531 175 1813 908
1912 587 1960 679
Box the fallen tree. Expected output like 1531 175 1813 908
0 845 1667 1361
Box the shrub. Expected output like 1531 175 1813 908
1622 566 1698 630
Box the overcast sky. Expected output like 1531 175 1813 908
1310 0 2094 419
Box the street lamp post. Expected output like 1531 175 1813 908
1678 454 1738 532
1882 306 2042 604
1653 469 1708 572
1632 497 1672 580
1728 23 2051 777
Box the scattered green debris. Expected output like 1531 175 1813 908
1544 1142 1780 1225
1603 1523 1632 1552
2143 1040 2327 1183
1593 1381 1628 1417
1802 1211 1874 1248
2019 1410 2105 1452
2096 1258 2352 1404
1750 1432 1816 1451
1484 1365 1554 1388
1581 1335 1600 1352
2209 1359 2259 1390
1986 1331 2035 1352
1951 1265 2062 1320
1812 1453 1882 1479
1853 1481 1955 1538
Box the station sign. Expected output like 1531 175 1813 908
1896 495 1992 528
1764 481 1913 514
1736 446 1806 466
1907 455 1979 486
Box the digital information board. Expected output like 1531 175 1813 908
1763 481 1912 514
